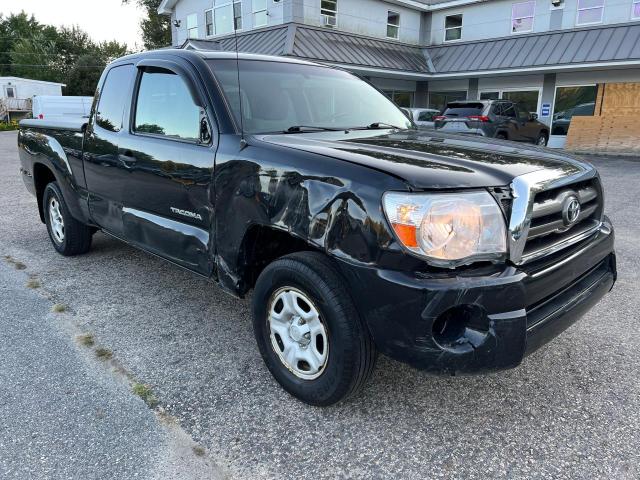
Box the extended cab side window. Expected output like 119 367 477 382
95 64 135 132
134 68 201 142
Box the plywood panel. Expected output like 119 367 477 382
565 82 640 154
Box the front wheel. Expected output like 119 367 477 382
43 182 92 256
252 252 376 406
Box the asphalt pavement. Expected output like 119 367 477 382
0 130 638 479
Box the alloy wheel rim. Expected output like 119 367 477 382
267 287 329 380
538 136 547 146
49 197 65 243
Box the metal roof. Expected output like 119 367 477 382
427 22 640 74
291 25 430 73
182 22 640 77
182 26 289 56
182 24 430 74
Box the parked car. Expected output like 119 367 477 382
17 50 616 406
405 108 441 129
435 99 550 146
32 95 93 120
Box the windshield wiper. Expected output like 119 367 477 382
345 122 404 131
284 125 343 133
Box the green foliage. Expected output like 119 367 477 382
123 0 172 50
0 121 19 131
0 11 130 96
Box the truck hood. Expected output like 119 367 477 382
258 130 592 189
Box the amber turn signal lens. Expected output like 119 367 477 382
391 223 418 248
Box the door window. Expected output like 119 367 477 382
134 69 201 142
480 91 499 100
95 64 135 132
5 86 15 98
551 85 597 136
428 91 467 111
502 90 539 114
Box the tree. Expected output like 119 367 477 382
0 12 130 96
10 32 60 82
122 0 172 50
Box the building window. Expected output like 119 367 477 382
444 14 462 42
207 0 242 36
481 89 541 114
205 9 214 36
576 0 604 25
5 86 15 98
551 85 598 136
383 90 413 108
633 0 640 19
387 11 400 39
321 0 337 27
428 91 467 111
252 0 267 27
186 13 198 38
512 1 535 33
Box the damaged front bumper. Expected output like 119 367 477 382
337 217 616 374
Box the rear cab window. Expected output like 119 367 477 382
443 103 485 117
95 64 135 132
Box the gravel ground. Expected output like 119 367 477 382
1 130 638 479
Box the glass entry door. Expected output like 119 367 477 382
548 85 598 148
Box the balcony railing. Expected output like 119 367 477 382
1 98 32 111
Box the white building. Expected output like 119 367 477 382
0 77 65 122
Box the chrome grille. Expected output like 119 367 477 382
521 177 603 261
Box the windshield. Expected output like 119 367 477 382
208 59 413 134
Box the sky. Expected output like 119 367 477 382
0 0 146 48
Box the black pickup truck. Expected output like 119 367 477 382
18 50 616 406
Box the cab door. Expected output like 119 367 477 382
83 63 137 237
115 60 216 275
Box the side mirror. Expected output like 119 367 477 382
529 113 538 121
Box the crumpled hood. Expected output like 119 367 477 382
258 130 592 189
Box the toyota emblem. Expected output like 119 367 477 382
562 196 581 226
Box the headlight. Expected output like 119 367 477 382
383 191 507 267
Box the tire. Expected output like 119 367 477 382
43 182 92 256
535 132 549 147
252 251 376 406
495 132 508 140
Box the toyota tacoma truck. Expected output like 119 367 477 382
17 50 616 406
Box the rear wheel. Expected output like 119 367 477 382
536 132 549 146
43 182 92 256
252 252 376 406
495 132 508 140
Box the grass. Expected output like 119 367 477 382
192 446 206 457
26 278 40 289
3 255 26 270
0 121 19 132
51 303 67 313
76 333 95 347
95 347 113 361
132 382 158 408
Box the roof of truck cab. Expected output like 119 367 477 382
112 49 323 67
